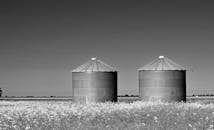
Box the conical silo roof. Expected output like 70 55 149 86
138 56 186 71
72 58 118 72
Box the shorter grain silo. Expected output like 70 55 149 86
72 58 118 103
138 56 186 102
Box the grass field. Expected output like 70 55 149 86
0 98 214 130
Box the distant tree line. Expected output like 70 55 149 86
2 96 73 98
2 94 214 98
118 94 139 97
192 94 214 97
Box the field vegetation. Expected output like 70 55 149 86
0 100 214 130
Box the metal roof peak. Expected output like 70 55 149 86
72 58 117 72
138 56 186 71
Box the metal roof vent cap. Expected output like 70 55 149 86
91 57 97 60
159 55 164 59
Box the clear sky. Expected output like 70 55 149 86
0 0 214 96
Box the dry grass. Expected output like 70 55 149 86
0 100 214 130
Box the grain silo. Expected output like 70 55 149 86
138 56 186 102
72 58 118 103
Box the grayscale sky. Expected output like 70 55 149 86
0 0 214 96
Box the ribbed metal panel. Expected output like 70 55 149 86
72 72 117 103
139 70 186 102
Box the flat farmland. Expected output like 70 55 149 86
0 97 214 130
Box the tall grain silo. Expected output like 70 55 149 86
72 58 118 103
138 56 186 102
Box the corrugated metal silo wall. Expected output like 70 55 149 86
72 72 117 103
139 70 186 102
